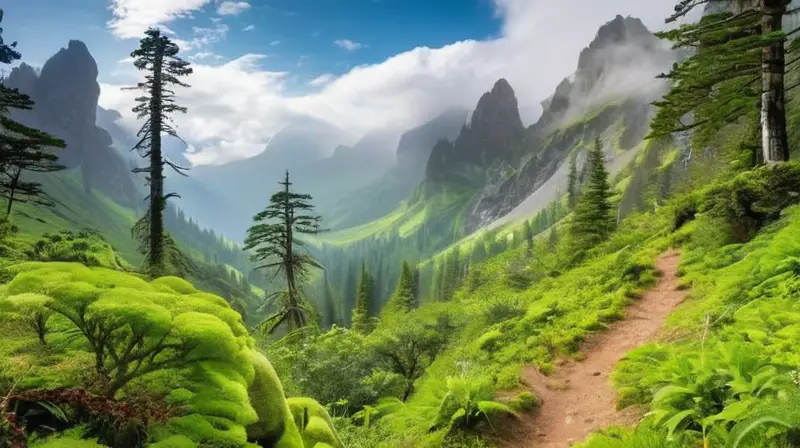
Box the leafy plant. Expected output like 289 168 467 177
430 377 517 434
727 391 800 448
648 344 794 445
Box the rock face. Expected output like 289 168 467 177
5 41 140 207
425 79 526 185
463 15 674 232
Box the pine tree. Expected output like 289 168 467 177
244 171 323 334
410 265 420 308
523 220 534 257
567 151 579 208
470 240 487 264
321 273 336 329
343 259 358 325
352 261 373 334
0 10 65 218
570 138 614 248
128 27 193 276
430 261 443 301
548 226 559 250
652 0 793 164
385 261 415 315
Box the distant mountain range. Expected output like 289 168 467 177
5 14 675 248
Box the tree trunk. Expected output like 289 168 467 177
5 167 20 218
149 50 166 276
761 0 790 164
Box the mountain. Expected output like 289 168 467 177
293 129 398 216
425 79 526 188
169 117 358 241
466 15 675 231
324 109 468 229
4 41 140 208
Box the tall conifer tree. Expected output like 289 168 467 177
352 261 373 334
245 171 323 334
653 0 794 164
570 139 614 248
128 27 193 276
567 151 579 208
385 261 415 315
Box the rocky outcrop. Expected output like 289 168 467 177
425 79 526 185
463 16 674 232
5 41 140 208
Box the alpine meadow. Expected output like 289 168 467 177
3 1 800 447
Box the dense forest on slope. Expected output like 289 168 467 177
2 1 800 448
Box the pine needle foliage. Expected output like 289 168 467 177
352 261 374 334
127 27 193 277
244 170 323 335
652 0 797 164
570 138 614 249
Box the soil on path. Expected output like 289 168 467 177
504 251 686 448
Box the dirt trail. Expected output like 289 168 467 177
504 251 686 448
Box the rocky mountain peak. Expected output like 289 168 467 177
470 78 522 132
5 62 38 93
425 79 525 186
9 40 139 207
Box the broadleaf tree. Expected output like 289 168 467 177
244 170 323 335
127 27 193 277
0 9 65 218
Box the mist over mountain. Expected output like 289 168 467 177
325 108 468 229
468 15 675 231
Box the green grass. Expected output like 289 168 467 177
11 169 141 264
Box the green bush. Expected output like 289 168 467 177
0 261 338 448
701 162 800 243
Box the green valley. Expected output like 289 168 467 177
3 1 800 448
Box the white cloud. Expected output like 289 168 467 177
174 23 229 51
309 74 336 87
217 1 251 16
101 0 700 166
270 40 280 46
334 39 363 51
189 51 224 61
107 0 212 39
243 24 255 31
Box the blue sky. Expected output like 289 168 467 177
2 0 690 165
3 0 501 89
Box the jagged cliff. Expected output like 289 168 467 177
465 15 675 232
425 79 526 188
5 41 140 208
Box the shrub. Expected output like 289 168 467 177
701 162 800 243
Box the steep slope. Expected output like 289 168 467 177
425 78 526 188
